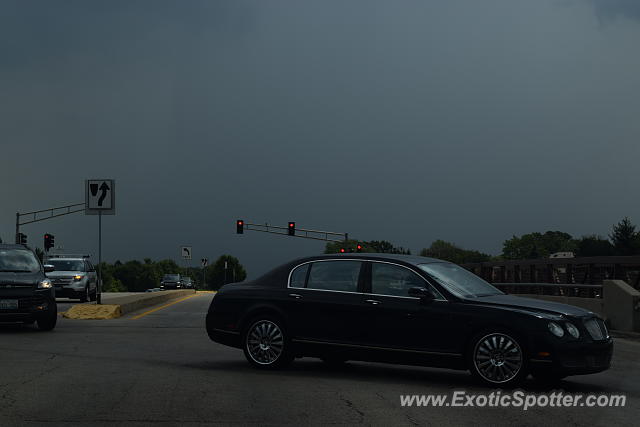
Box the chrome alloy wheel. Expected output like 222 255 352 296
473 333 523 384
245 320 284 365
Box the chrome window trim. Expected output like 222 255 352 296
369 260 448 301
286 258 367 292
286 258 448 301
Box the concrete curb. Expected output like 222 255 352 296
61 290 196 319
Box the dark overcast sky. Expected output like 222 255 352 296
1 0 639 277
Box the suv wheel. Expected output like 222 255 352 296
468 331 528 387
80 286 90 303
37 304 57 331
242 317 293 369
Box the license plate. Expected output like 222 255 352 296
0 299 18 310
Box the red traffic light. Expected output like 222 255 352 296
236 220 244 234
340 248 345 253
356 244 362 252
288 222 295 236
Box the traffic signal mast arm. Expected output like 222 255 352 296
15 202 84 243
238 221 348 243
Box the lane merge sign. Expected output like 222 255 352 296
181 246 192 260
85 179 116 215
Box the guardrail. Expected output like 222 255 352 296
494 283 603 299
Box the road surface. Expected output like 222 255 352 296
1 293 638 426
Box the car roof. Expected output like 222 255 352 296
288 253 445 266
47 258 86 261
0 244 31 250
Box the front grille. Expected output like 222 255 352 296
53 278 73 286
584 318 608 341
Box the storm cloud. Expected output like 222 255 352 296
1 1 639 276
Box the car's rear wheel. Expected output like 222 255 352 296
242 317 292 369
469 331 528 387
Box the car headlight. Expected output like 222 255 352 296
38 279 53 289
73 275 85 281
565 322 580 339
548 321 564 338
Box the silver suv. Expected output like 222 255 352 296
44 255 97 302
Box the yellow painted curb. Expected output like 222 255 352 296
62 304 122 320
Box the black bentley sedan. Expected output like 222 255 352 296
205 254 612 386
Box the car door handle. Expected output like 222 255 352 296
288 293 303 299
365 299 381 305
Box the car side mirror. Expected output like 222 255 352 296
408 287 435 303
43 265 55 273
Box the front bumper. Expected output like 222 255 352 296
0 290 56 323
530 339 613 376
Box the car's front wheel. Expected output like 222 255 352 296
242 317 292 369
469 331 528 387
37 304 57 331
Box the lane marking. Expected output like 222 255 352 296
131 293 203 320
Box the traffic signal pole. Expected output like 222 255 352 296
237 221 348 243
15 202 85 243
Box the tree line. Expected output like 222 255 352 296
325 217 640 264
96 255 246 292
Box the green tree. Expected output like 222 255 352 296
204 255 247 290
575 235 614 257
324 239 410 254
609 217 640 256
502 231 576 260
419 240 491 264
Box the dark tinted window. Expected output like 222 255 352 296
307 261 361 292
0 249 40 273
289 264 309 288
371 262 444 299
371 263 428 297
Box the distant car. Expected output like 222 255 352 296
206 254 613 387
45 255 97 302
160 274 182 289
181 277 194 289
0 243 57 331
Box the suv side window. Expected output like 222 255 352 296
289 264 309 288
307 261 361 292
371 262 443 299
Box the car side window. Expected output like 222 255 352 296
289 264 309 288
371 263 442 298
307 261 361 292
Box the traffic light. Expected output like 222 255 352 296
44 233 55 251
356 244 363 252
236 220 244 234
340 248 345 253
18 233 27 245
288 222 295 236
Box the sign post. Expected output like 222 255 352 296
201 258 208 290
85 179 116 304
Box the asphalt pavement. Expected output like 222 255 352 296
1 293 639 426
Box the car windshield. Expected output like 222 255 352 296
164 274 180 281
418 263 503 298
0 249 41 273
48 260 85 271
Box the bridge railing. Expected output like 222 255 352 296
462 255 640 288
492 283 603 299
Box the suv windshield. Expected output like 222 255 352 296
0 249 41 273
48 260 85 271
418 263 503 298
163 274 180 281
